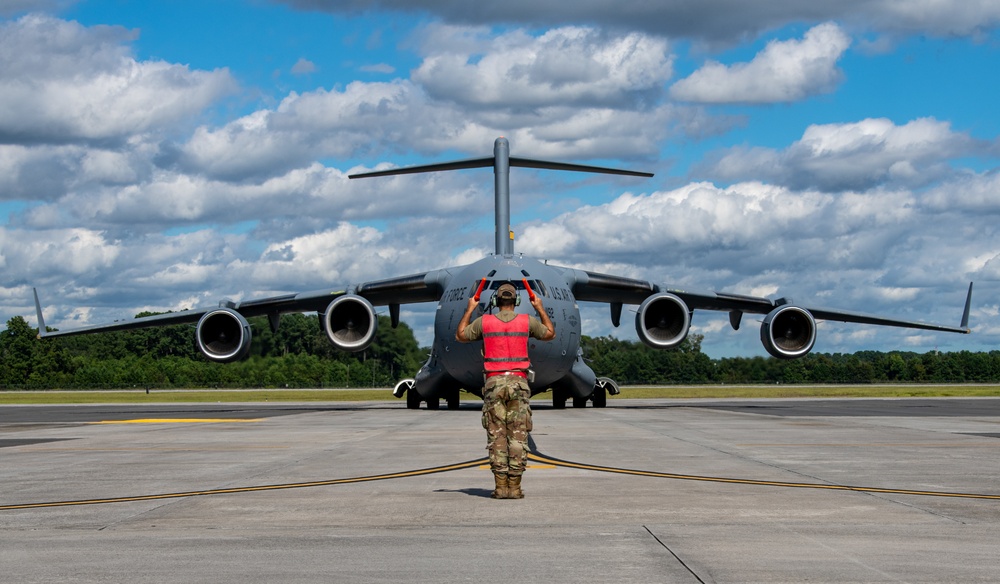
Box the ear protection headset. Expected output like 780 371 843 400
489 282 521 308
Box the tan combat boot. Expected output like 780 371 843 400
491 473 509 499
507 474 524 499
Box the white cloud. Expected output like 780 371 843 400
172 26 684 181
0 227 120 281
244 223 397 286
174 80 437 179
670 22 851 104
923 170 1000 214
22 214 479 333
0 15 236 144
0 140 162 203
703 117 978 191
277 0 1000 43
518 176 984 339
520 181 848 273
12 156 491 235
413 25 673 109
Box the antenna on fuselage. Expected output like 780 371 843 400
348 137 654 256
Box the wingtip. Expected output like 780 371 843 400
32 287 48 338
959 281 973 331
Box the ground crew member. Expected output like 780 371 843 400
456 281 555 499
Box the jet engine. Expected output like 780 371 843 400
635 293 691 349
323 295 377 352
196 308 252 363
760 305 816 359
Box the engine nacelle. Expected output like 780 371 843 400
196 308 252 363
635 293 691 349
760 305 817 359
323 295 377 352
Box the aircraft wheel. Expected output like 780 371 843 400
447 391 460 410
426 398 440 410
572 396 588 408
552 388 567 409
592 386 607 408
406 385 421 409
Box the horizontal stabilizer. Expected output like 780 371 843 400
509 157 653 177
349 156 654 180
349 157 494 179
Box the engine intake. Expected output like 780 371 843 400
635 293 691 349
760 305 816 359
196 308 252 363
324 295 377 352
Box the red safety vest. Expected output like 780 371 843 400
482 314 531 378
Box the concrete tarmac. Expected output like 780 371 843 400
2 397 999 583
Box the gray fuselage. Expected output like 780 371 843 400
433 255 581 396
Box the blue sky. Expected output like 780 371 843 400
2 0 1000 359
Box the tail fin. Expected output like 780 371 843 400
349 137 653 256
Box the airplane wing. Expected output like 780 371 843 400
33 287 340 338
657 284 973 334
557 266 971 358
34 268 453 359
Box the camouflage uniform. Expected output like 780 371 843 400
481 373 532 476
463 308 548 477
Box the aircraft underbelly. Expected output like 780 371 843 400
439 340 573 390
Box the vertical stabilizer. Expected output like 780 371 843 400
493 137 512 255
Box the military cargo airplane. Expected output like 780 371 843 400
34 137 973 408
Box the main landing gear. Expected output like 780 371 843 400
394 379 461 410
551 377 620 409
394 377 621 410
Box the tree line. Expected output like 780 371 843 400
2 314 998 389
581 335 1000 385
0 313 425 389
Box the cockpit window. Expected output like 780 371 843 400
479 279 546 297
